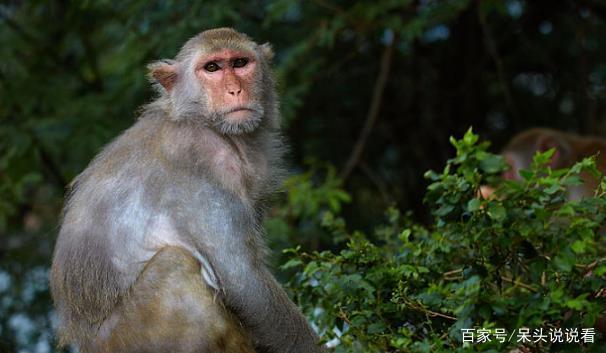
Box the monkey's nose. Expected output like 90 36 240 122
228 88 242 96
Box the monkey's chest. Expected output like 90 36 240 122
208 147 265 200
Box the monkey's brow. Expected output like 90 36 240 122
205 56 250 63
202 50 253 61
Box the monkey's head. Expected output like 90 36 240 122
148 28 276 134
502 128 572 181
480 129 573 200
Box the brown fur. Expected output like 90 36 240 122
93 247 255 353
502 127 606 199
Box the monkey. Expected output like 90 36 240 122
50 28 324 353
500 129 606 334
480 128 606 200
476 132 606 337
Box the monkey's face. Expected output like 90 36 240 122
194 49 265 135
149 28 275 132
502 152 523 180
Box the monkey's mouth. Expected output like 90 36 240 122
213 104 264 135
225 107 255 118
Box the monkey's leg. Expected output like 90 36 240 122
92 246 255 353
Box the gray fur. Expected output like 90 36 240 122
50 28 323 352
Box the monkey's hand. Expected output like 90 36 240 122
207 238 326 353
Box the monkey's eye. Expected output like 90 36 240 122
204 62 220 72
233 58 249 68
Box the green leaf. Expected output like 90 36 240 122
594 265 606 276
367 322 387 334
281 258 303 270
571 240 587 254
463 128 478 145
519 170 533 181
486 203 506 221
565 294 589 310
435 204 454 217
479 154 506 174
467 198 481 212
553 251 575 272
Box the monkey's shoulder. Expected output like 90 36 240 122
65 113 274 223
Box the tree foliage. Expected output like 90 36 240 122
281 130 606 352
1 1 606 352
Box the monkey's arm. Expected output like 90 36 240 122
211 244 324 353
191 197 323 353
173 180 325 352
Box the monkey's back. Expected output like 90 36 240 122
50 114 166 345
50 113 256 350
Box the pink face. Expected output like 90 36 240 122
194 49 258 122
502 153 520 180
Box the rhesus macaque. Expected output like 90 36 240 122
498 128 606 335
50 28 323 353
480 128 606 200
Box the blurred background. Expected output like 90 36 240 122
1 0 605 351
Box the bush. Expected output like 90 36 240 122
278 129 606 352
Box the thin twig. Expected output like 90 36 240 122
426 309 457 321
476 1 519 124
337 307 351 324
341 37 395 181
501 276 538 293
404 299 457 321
443 268 463 277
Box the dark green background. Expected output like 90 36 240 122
1 1 605 351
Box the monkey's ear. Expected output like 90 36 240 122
148 60 178 92
259 43 274 62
